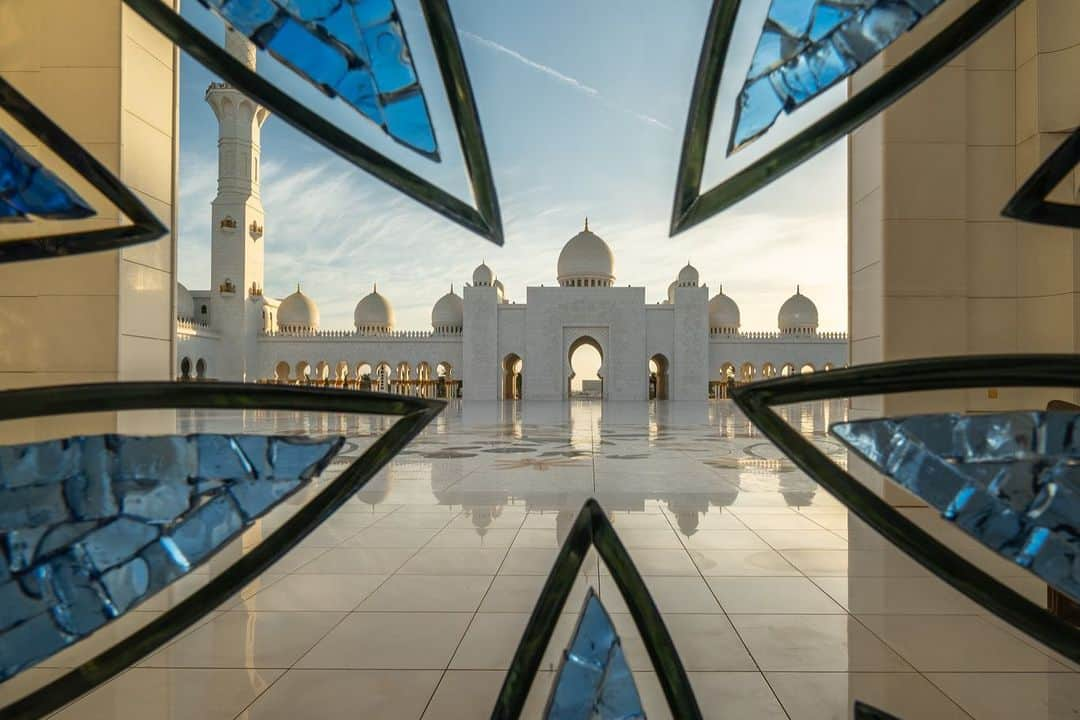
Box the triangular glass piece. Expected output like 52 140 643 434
1004 128 1080 229
0 129 94 222
0 79 167 262
545 588 645 720
670 0 1011 236
730 0 946 154
832 412 1080 602
198 0 436 157
0 432 342 681
124 0 502 244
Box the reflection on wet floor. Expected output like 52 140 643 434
13 400 1079 720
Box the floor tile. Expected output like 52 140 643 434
778 549 929 577
928 672 1080 719
373 513 459 529
731 615 913 671
296 548 415 574
428 528 518 548
756 530 848 550
707 577 845 614
600 575 722 614
297 612 471 669
142 611 344 668
450 612 575 671
344 526 440 548
633 671 788 720
238 669 440 720
611 613 756 671
479 574 589 613
736 513 825 531
53 668 282 720
358 574 493 612
858 615 1072 672
690 549 800 576
598 548 700 576
612 528 684 548
232 574 386 612
398 547 509 575
812 577 978 614
681 530 771 550
767 672 969 720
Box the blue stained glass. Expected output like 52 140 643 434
199 0 438 157
730 0 946 154
0 129 95 223
832 412 1080 602
0 432 343 680
545 589 645 720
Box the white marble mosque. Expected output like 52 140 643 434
176 33 846 400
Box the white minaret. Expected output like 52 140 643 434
207 29 269 381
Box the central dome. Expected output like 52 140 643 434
557 219 615 287
431 286 463 333
778 286 819 334
354 285 395 334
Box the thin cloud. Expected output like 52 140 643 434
462 30 671 131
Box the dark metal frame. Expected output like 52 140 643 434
732 355 1080 663
1003 128 1080 228
122 0 503 245
491 498 701 720
670 0 1022 236
0 78 167 263
0 381 443 720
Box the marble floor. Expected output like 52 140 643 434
5 400 1080 719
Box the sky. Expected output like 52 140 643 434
176 0 848 335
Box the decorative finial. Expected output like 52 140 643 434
374 283 377 293
450 283 454 293
584 217 589 232
719 283 723 294
796 284 800 294
296 282 301 293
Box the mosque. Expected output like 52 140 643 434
176 33 846 401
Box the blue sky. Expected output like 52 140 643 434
176 0 847 333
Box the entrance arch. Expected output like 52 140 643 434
649 354 669 400
567 336 603 399
502 353 523 400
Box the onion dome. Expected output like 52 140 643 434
354 284 395 334
677 262 699 287
177 282 194 320
708 285 740 333
778 285 819 334
472 262 495 287
494 278 507 303
431 285 463 333
277 284 320 331
557 218 615 287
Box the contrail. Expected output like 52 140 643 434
462 31 670 131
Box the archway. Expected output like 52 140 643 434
314 361 329 382
740 362 755 382
335 361 349 383
799 363 815 374
502 353 523 400
780 363 796 377
823 362 835 371
649 354 669 400
721 362 736 380
275 361 290 382
295 361 311 383
195 358 207 380
568 336 603 399
374 362 391 392
179 357 192 381
761 362 776 379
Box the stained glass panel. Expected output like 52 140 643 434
730 0 946 153
0 128 94 223
832 412 1080 602
0 432 342 680
545 588 645 720
198 0 437 156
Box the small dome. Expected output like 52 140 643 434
431 286 463 332
472 262 495 286
677 262 699 287
778 286 819 333
557 219 615 287
177 282 194 320
277 285 319 330
666 280 676 304
709 286 740 331
354 285 395 332
493 278 506 303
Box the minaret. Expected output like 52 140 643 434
206 29 269 381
